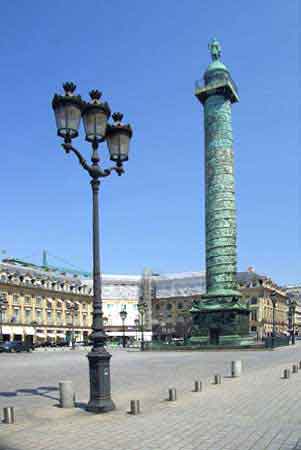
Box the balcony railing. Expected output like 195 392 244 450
195 74 238 96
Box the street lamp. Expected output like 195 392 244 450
0 293 8 344
31 321 38 347
52 82 132 413
119 308 127 348
137 302 147 351
289 298 297 345
271 291 277 348
69 303 79 350
134 317 139 342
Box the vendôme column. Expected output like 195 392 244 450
192 39 249 345
196 38 241 302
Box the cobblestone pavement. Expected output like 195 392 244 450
1 344 301 450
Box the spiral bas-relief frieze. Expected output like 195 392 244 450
204 93 238 294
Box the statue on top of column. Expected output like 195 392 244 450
209 38 221 61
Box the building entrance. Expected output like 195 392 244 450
209 328 220 345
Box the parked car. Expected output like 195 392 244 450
0 341 34 353
56 341 69 347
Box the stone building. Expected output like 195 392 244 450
284 284 301 334
0 258 152 344
151 270 288 340
237 271 288 339
0 257 289 344
151 272 205 340
0 259 92 344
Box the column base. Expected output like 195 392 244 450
86 398 115 413
87 347 115 414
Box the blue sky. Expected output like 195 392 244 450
0 0 299 284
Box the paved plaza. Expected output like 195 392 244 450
1 345 301 450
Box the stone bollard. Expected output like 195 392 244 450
194 381 203 392
214 375 222 385
168 388 177 401
3 407 15 424
299 361 301 370
59 381 75 408
231 360 242 378
129 400 140 415
283 368 290 379
292 364 298 374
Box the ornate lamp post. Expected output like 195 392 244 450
271 291 277 348
31 321 38 346
134 317 139 342
137 302 147 351
70 303 79 350
0 293 8 344
52 82 132 413
289 298 297 345
119 308 127 348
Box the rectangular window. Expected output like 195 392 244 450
13 295 19 305
251 311 257 321
24 296 31 306
25 310 32 322
36 297 42 307
13 308 19 321
35 310 42 323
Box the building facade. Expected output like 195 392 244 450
0 258 290 344
151 270 289 340
0 259 152 344
0 259 93 344
285 284 301 334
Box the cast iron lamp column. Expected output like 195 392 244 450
271 291 277 349
0 293 8 344
289 299 297 345
70 303 79 350
138 302 147 351
52 82 132 413
119 308 127 348
31 321 38 346
134 317 139 342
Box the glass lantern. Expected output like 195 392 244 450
82 90 111 143
106 112 132 163
52 82 82 139
120 309 128 322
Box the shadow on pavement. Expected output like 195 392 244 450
0 441 22 450
0 386 59 401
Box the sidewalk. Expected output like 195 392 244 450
1 349 301 450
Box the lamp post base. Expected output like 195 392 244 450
86 347 115 413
